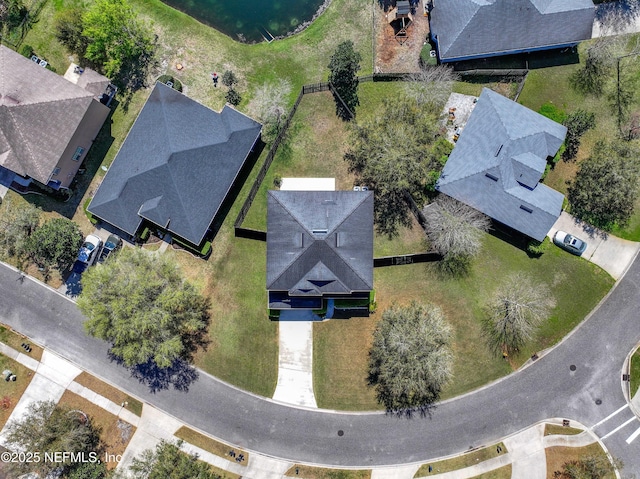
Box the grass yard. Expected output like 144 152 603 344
57 390 135 469
414 443 507 477
468 466 512 479
174 426 249 464
0 325 43 361
315 232 613 410
630 347 640 399
73 372 143 416
285 465 371 479
517 36 640 240
545 443 615 479
544 424 584 436
0 355 35 429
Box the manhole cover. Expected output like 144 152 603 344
569 365 576 371
595 399 602 405
337 430 344 437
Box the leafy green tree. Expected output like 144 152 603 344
562 110 596 161
128 440 223 479
54 6 89 57
24 217 83 274
3 400 102 478
483 273 553 357
0 196 41 259
368 302 453 412
0 0 28 33
345 96 451 237
568 140 640 229
82 0 155 89
328 40 362 120
78 248 210 368
221 70 238 88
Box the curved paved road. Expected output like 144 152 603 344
1 259 639 471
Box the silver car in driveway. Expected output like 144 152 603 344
553 230 587 256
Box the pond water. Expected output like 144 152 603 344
161 0 327 43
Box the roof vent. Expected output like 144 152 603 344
495 144 504 157
519 205 533 214
485 173 499 181
312 229 328 235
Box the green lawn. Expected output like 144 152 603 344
415 443 507 477
630 348 640 399
314 232 614 410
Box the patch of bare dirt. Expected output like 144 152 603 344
374 1 430 73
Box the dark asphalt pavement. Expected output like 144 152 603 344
1 259 639 471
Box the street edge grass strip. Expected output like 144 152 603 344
73 372 143 416
469 464 512 479
174 426 249 465
0 354 35 430
284 465 372 479
0 324 44 361
414 442 508 477
58 390 137 470
630 347 640 399
207 463 241 479
545 443 616 479
544 423 585 437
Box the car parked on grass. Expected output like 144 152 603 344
74 234 103 273
553 230 587 256
98 234 122 263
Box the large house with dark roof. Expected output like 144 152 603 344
0 45 111 190
267 190 374 319
88 82 262 248
429 0 595 63
436 88 566 241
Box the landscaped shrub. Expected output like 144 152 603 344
527 237 551 256
156 74 183 92
19 44 33 58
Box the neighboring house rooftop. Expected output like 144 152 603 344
88 82 262 246
436 88 566 241
0 45 106 185
430 0 595 62
267 190 374 307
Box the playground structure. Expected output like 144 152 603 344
388 0 414 44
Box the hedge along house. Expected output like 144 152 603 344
436 88 566 242
88 82 262 251
267 190 374 320
428 0 595 63
0 45 111 191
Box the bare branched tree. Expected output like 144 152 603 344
404 65 459 113
369 301 454 413
247 80 292 144
423 195 490 257
596 0 640 37
483 273 554 357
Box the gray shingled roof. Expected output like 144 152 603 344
267 191 374 295
436 88 566 241
430 0 595 62
0 45 98 184
88 82 262 245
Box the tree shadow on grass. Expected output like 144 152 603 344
108 353 199 393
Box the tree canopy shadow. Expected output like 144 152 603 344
108 353 199 393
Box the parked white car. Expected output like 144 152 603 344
75 234 103 271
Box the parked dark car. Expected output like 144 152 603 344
98 234 122 263
553 230 587 256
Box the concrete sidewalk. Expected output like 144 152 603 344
549 212 640 280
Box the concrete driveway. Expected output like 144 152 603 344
548 212 640 280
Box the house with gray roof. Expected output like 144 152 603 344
267 190 374 318
429 0 595 63
436 88 566 241
88 82 262 248
0 45 111 190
